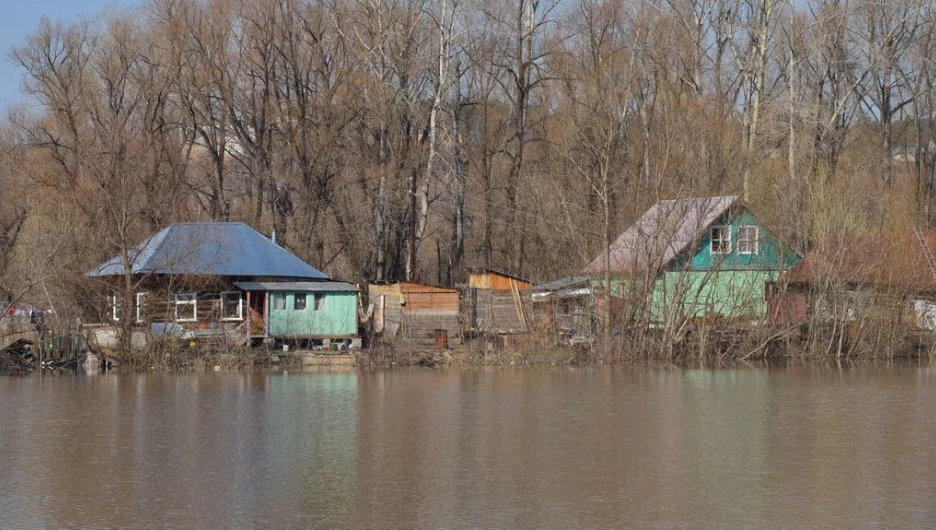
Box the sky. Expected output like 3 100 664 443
0 0 139 110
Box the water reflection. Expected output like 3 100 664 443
1 367 934 528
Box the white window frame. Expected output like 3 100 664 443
272 293 287 311
313 293 327 312
112 294 121 322
175 293 198 322
221 291 243 321
135 292 147 323
737 225 759 255
710 225 732 254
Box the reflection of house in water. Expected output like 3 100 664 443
87 222 358 348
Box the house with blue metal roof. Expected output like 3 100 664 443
88 222 358 346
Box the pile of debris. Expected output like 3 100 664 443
0 339 37 373
0 338 85 373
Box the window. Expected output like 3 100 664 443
115 293 147 322
112 294 121 322
710 226 731 254
221 292 243 321
175 293 197 322
294 293 307 311
313 293 326 312
135 293 147 323
737 226 759 255
272 293 287 311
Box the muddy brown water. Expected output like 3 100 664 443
2 366 935 529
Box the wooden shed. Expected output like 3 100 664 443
464 268 533 333
368 282 461 348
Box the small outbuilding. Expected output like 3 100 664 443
532 276 594 340
367 281 461 348
778 228 936 330
464 268 533 333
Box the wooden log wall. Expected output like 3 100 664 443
466 289 533 333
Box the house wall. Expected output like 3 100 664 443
651 270 779 322
112 289 246 329
368 282 461 346
676 209 801 271
465 288 533 332
268 291 357 339
643 208 800 323
767 288 808 325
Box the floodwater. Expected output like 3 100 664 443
2 366 936 529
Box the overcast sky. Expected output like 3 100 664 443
0 0 140 110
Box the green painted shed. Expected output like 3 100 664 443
235 281 358 341
584 196 801 323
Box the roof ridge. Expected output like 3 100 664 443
137 225 173 272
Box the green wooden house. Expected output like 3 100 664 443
584 196 801 323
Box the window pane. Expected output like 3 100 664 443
136 293 146 322
222 292 242 320
738 226 758 254
294 293 307 311
175 293 197 321
273 293 286 311
314 293 326 311
710 226 731 254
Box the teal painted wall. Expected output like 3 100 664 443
672 209 800 271
651 270 779 321
268 291 357 338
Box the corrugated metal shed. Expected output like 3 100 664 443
88 222 328 279
533 276 591 293
235 281 357 292
584 196 738 275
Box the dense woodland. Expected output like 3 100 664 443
0 0 934 340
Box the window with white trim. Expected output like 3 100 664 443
175 293 197 322
313 293 327 312
710 226 732 254
135 292 147 322
272 293 287 311
112 294 121 322
737 226 759 255
221 292 243 321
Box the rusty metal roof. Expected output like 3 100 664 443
788 229 936 290
584 196 738 275
88 222 329 279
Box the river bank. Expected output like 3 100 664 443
7 343 934 375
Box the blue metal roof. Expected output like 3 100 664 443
88 222 329 279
